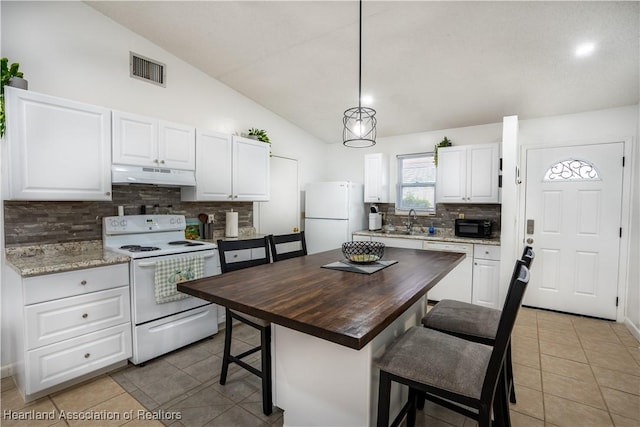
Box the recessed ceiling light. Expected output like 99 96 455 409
361 95 374 105
575 42 595 57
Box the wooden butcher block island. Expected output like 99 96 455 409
179 247 465 427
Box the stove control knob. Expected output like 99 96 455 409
119 219 127 227
110 219 119 227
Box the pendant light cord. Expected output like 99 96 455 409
358 0 362 112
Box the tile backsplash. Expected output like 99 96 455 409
3 185 253 247
371 203 501 233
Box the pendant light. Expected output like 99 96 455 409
343 0 376 147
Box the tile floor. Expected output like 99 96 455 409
2 307 639 427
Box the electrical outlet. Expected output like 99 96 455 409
208 214 215 223
458 213 465 219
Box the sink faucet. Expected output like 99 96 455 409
406 209 417 232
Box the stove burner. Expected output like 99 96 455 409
168 241 205 246
120 245 161 252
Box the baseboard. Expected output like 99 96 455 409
1 363 13 379
624 317 640 342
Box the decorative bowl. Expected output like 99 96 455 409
342 241 385 264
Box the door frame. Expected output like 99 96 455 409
517 136 634 322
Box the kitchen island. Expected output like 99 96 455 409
178 247 464 426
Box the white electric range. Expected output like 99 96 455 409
103 214 220 365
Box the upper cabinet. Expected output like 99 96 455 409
3 87 112 201
364 153 389 203
112 111 195 170
181 133 270 202
436 143 500 204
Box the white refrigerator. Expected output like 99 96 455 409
304 182 366 254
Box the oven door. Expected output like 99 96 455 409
131 249 219 325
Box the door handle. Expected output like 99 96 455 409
526 238 534 244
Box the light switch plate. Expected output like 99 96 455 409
208 214 215 223
458 213 465 219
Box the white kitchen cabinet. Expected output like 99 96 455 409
423 241 474 303
364 153 389 203
181 132 270 201
5 264 131 401
112 111 195 170
436 143 500 203
472 244 501 309
3 87 112 201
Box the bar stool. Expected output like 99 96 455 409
421 246 534 403
217 237 273 415
376 260 530 427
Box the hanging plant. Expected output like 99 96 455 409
434 136 452 167
248 128 270 144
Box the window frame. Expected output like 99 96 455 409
395 152 437 215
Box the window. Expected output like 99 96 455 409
396 153 436 213
543 159 600 181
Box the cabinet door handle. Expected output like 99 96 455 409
105 191 111 196
160 160 165 164
82 313 88 319
80 280 87 286
84 353 91 359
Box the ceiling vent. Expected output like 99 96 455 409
130 52 166 87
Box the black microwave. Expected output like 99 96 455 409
455 219 493 238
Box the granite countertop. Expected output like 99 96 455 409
353 228 501 246
5 240 130 277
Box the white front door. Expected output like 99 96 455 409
523 142 624 319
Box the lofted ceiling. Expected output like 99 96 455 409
87 1 639 144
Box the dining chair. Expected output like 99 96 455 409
217 237 273 415
268 231 307 262
376 259 530 427
419 246 534 404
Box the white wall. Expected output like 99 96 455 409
0 1 328 188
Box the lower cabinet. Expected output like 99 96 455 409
423 242 474 303
6 263 132 401
472 245 501 309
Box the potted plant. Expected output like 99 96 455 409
247 128 270 144
434 136 452 167
1 58 28 138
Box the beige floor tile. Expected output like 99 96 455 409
539 354 594 382
516 308 538 325
513 363 542 391
543 394 614 427
513 345 541 370
1 396 60 427
1 376 16 392
539 339 588 363
592 366 640 396
513 335 540 353
203 405 268 427
610 412 640 427
537 328 580 345
51 375 126 413
513 325 539 340
580 336 629 353
510 410 545 427
509 385 544 420
627 346 640 366
121 419 165 427
601 387 640 422
541 371 606 409
421 399 468 426
65 392 147 427
584 346 640 376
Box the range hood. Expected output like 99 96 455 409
112 164 196 186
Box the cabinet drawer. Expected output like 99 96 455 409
25 286 131 350
26 323 132 395
474 244 501 261
371 236 424 250
24 264 129 305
